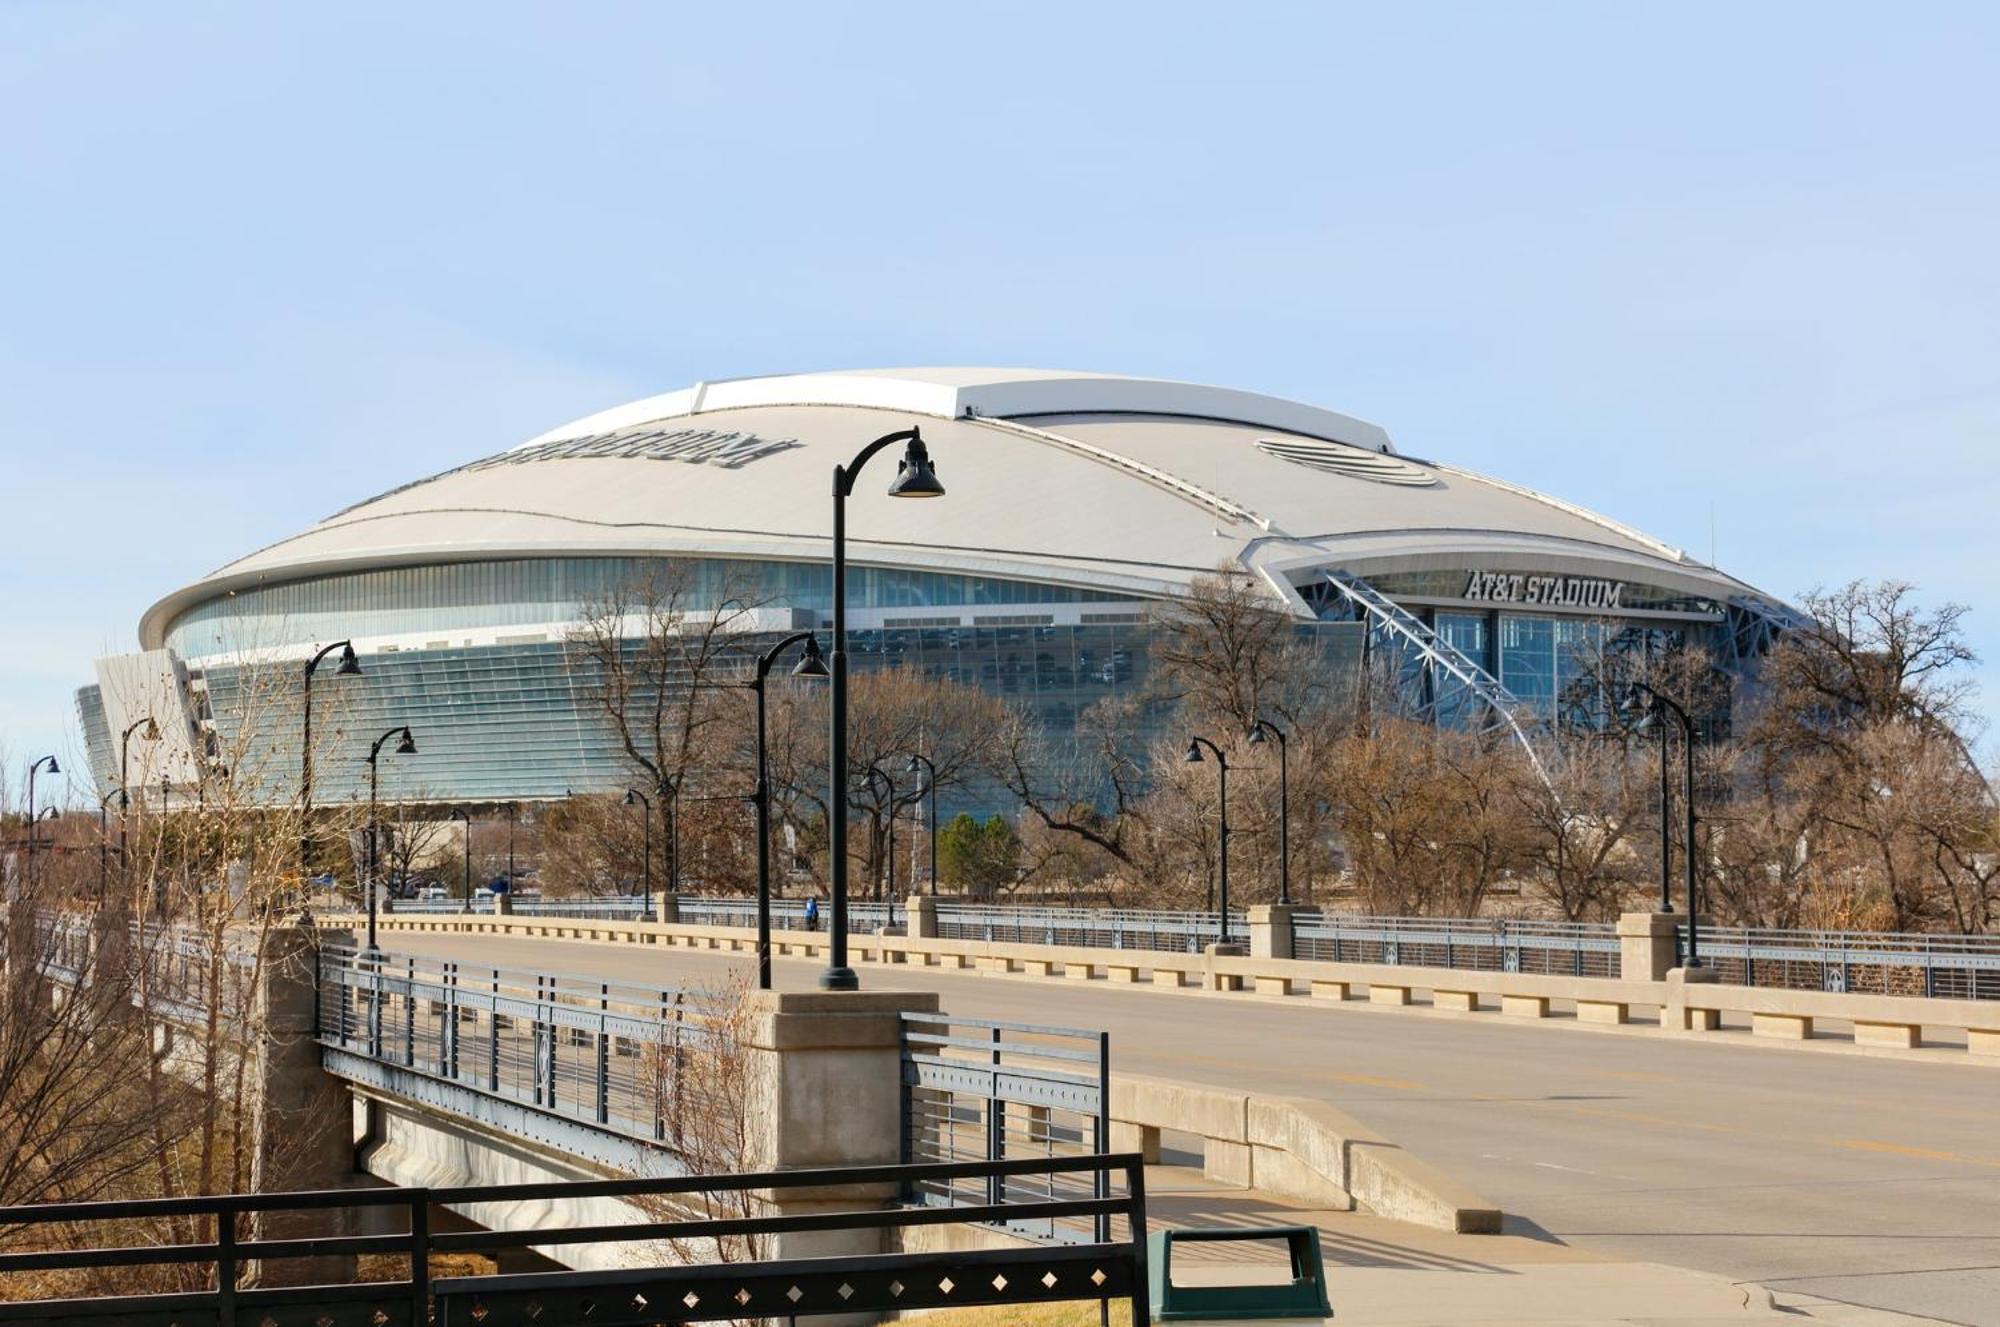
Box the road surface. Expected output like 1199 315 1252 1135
376 932 2000 1326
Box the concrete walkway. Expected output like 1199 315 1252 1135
1148 1167 1949 1327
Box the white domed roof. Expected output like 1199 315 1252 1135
139 368 1761 647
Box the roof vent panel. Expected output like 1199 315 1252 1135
1255 438 1438 487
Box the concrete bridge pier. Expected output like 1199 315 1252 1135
742 988 939 1324
247 923 362 1286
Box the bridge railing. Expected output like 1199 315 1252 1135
934 902 1241 953
1692 926 2000 1000
361 891 2000 1002
676 894 901 932
1292 914 1622 978
0 1154 1150 1327
315 943 727 1162
900 1011 1112 1245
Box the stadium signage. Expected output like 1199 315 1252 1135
1462 571 1626 610
466 427 802 473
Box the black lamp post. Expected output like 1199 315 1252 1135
822 426 945 990
1245 718 1291 906
300 641 361 887
97 788 123 899
120 717 159 811
363 726 417 953
506 803 519 891
905 753 938 895
1184 736 1233 945
1625 682 1700 964
747 631 827 990
865 763 898 904
622 789 654 918
24 755 59 891
448 808 473 909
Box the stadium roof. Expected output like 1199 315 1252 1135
139 368 1769 647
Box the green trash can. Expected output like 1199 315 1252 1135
1147 1226 1333 1322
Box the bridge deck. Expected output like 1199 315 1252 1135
373 931 2000 1327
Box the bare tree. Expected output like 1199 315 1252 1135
569 561 768 890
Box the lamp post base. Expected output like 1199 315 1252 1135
819 966 860 991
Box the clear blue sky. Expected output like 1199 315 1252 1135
3 2 1996 789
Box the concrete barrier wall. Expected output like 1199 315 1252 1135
330 911 2000 1062
1107 1073 1502 1234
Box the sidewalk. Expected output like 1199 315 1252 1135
1145 1167 1949 1327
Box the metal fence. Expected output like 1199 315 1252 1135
315 943 725 1165
1292 914 1622 978
506 895 656 919
934 903 1241 953
1694 926 2000 1000
0 1155 1150 1327
900 1011 1112 1245
366 888 2000 1003
676 894 901 933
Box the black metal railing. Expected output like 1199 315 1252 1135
900 1011 1112 1244
315 943 726 1165
0 1155 1149 1327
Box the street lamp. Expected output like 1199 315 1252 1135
363 725 418 953
117 717 159 897
24 755 60 891
97 788 123 899
905 752 938 896
622 789 653 918
747 631 827 991
1624 682 1700 965
823 426 944 990
1245 718 1291 906
1184 736 1233 945
300 641 361 888
448 808 473 910
865 763 898 905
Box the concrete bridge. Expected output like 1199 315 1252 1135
20 900 2000 1324
347 902 2000 1327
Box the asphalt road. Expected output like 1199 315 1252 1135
377 932 2000 1326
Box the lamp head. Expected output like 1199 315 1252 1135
886 432 945 498
45 755 60 776
905 755 921 774
792 635 829 678
1184 739 1204 764
1246 724 1266 745
1617 683 1652 724
623 789 639 807
142 717 161 741
336 643 362 676
395 729 418 756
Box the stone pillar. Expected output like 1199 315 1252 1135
904 895 938 940
652 891 679 924
494 892 513 915
740 987 939 1300
1617 911 1679 982
249 923 359 1286
1247 904 1299 961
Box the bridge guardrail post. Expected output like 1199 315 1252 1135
402 955 416 1067
1618 911 1679 982
1248 904 1298 961
487 967 501 1092
596 982 611 1125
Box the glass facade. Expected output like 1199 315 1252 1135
181 619 1364 812
164 557 1132 658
